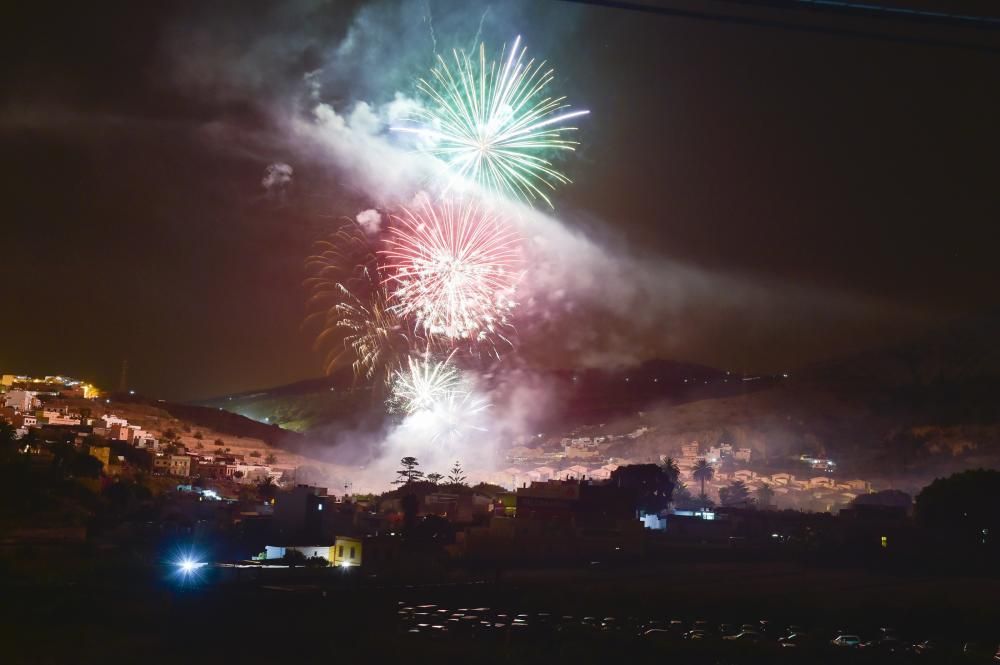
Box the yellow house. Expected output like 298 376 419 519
88 445 111 468
332 536 362 568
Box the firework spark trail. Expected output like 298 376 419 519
389 351 491 444
471 7 490 50
304 222 410 389
389 352 462 414
428 388 490 443
380 194 522 354
424 0 437 55
392 36 588 208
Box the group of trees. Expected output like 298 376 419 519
609 463 675 514
394 457 467 487
916 468 1000 549
275 549 330 568
664 457 775 510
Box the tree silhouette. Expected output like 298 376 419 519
610 463 675 514
0 421 20 461
280 549 307 567
756 483 775 509
852 489 912 509
401 492 419 531
257 476 277 501
672 482 697 509
394 456 424 485
447 461 466 486
692 459 714 502
661 457 680 483
427 473 443 485
719 480 753 508
916 469 1000 548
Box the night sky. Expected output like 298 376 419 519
2 0 998 400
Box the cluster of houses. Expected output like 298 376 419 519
673 441 870 511
2 374 102 437
486 462 622 488
0 373 286 487
494 430 874 512
497 426 661 484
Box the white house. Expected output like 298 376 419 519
231 463 271 483
681 441 700 458
264 545 331 561
770 472 794 486
37 410 81 426
3 390 38 412
101 414 128 428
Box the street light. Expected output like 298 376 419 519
175 556 207 580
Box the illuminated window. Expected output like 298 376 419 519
880 536 888 548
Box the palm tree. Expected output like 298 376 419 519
756 483 775 509
719 480 752 507
692 459 715 504
661 457 680 483
257 476 277 502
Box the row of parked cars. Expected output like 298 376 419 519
397 603 1000 661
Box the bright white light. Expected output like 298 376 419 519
177 557 206 575
339 560 351 569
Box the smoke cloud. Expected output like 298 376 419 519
261 162 293 190
355 208 382 234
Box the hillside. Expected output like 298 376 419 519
53 395 319 476
617 312 1000 486
195 367 370 433
192 312 1000 489
195 358 771 433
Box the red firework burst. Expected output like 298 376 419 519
380 194 523 352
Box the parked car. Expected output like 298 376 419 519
861 636 903 654
960 642 996 661
831 634 862 648
779 633 808 648
724 631 764 644
641 628 673 643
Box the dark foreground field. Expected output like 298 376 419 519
2 559 999 664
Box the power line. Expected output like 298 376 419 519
715 0 1000 30
555 0 1000 54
